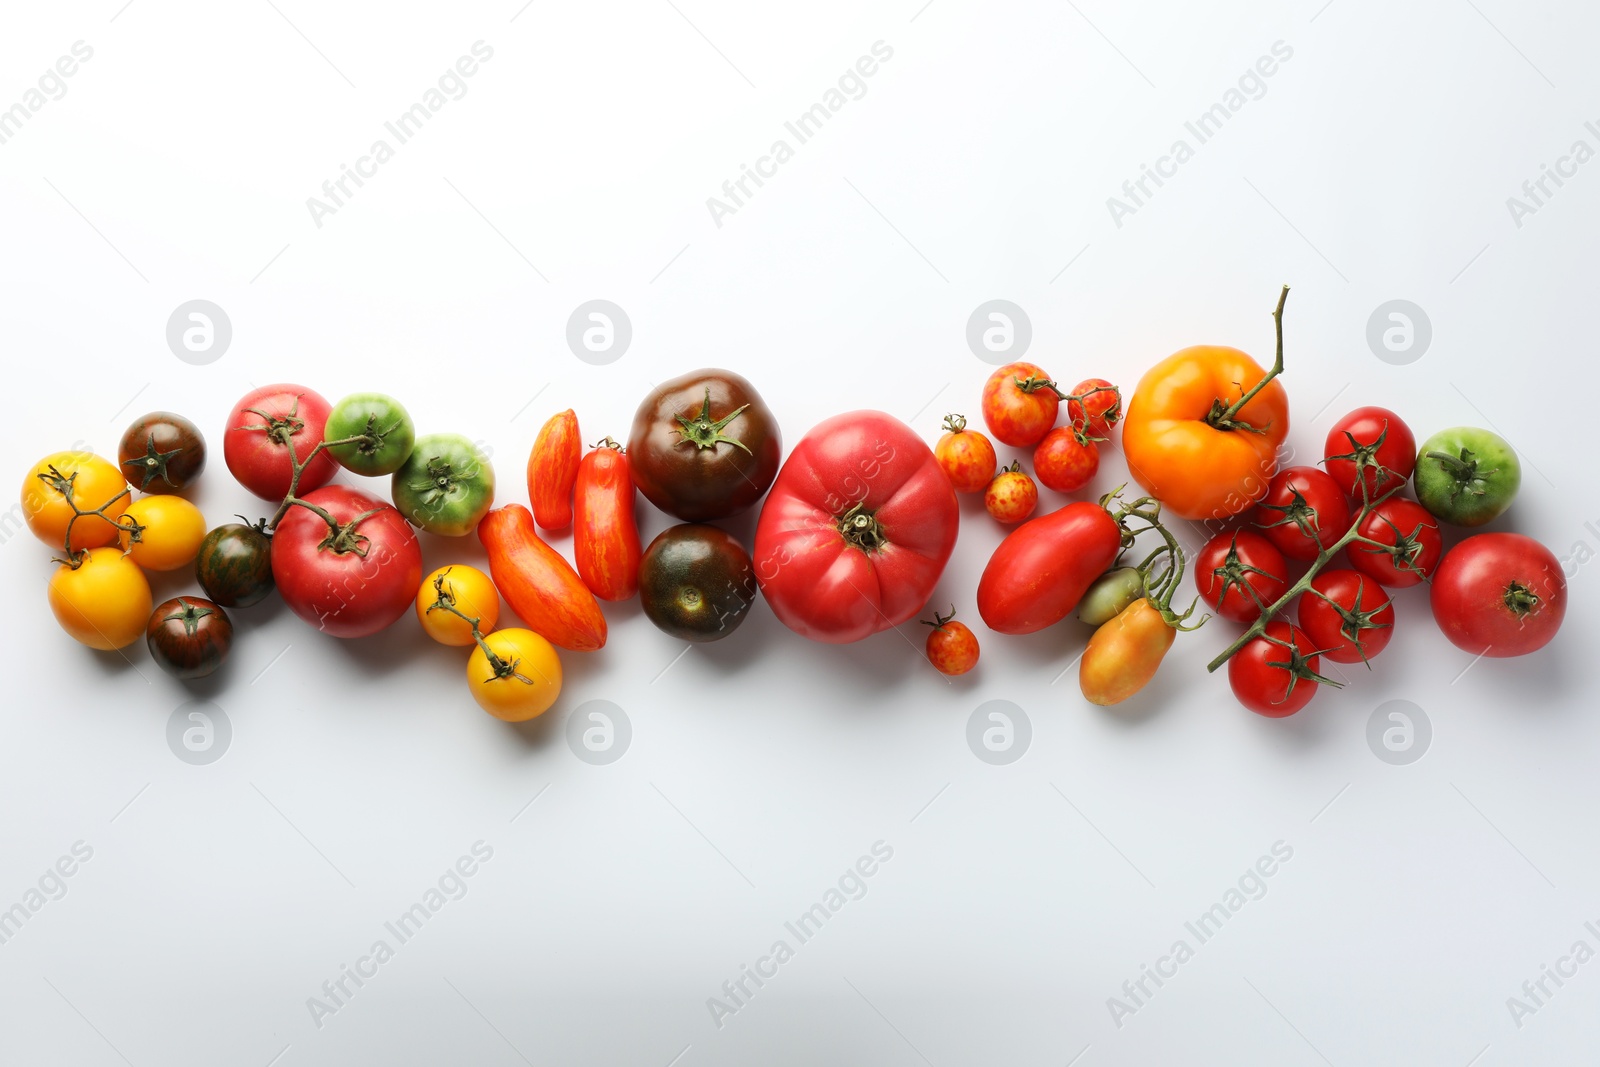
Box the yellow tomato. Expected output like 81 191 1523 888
22 452 130 550
467 628 561 721
416 565 500 646
48 548 152 650
1079 599 1176 707
118 495 206 571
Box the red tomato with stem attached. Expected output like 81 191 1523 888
1195 529 1291 624
1348 498 1442 588
933 414 997 493
574 439 641 601
984 463 1038 524
1323 406 1416 504
981 362 1061 447
270 485 422 638
977 501 1124 634
923 607 979 675
1065 378 1122 438
1431 533 1566 657
1251 466 1350 561
224 385 338 502
1229 621 1331 717
1298 568 1394 664
1033 427 1099 493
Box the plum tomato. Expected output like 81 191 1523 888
1348 498 1442 588
1251 466 1350 561
1228 621 1332 717
1076 567 1145 627
118 411 206 493
980 362 1061 447
923 607 979 675
1033 426 1099 494
1064 378 1122 438
224 385 338 501
933 414 997 493
146 596 233 679
1195 530 1290 624
1080 598 1175 707
1431 532 1565 657
1297 568 1394 664
1322 406 1415 504
984 462 1038 524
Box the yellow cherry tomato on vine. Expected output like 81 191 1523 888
416 565 501 646
118 495 206 571
48 547 152 650
21 452 130 550
467 628 562 721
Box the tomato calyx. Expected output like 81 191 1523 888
1307 583 1391 664
121 434 186 491
163 599 215 637
303 504 386 557
237 397 309 448
1204 284 1290 435
426 568 533 685
941 413 970 434
1354 513 1433 581
1262 629 1342 702
1424 447 1498 501
1503 579 1540 617
837 502 887 552
1325 422 1405 505
593 436 624 451
346 412 408 462
402 456 472 511
673 388 752 455
1013 373 1060 397
922 605 958 631
1104 492 1206 632
1255 486 1322 542
1211 531 1285 617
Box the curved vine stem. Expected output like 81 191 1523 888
425 568 533 685
1208 285 1289 432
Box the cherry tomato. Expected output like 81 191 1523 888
980 362 1061 447
933 414 997 493
118 411 206 493
1033 427 1099 493
1297 569 1394 664
22 452 129 550
1064 378 1122 438
467 628 562 721
1348 498 1442 588
146 596 233 679
270 486 423 639
1251 466 1350 561
119 495 207 571
984 463 1038 524
1431 533 1566 657
1195 530 1290 624
923 607 979 675
416 565 500 647
1228 621 1330 717
48 548 152 650
223 385 337 501
1323 406 1416 504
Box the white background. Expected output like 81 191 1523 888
2 1 1597 1064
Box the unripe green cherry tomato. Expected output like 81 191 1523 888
1412 426 1520 527
325 392 416 476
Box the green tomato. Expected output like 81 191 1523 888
1412 427 1520 527
1076 567 1145 626
325 392 416 476
392 433 495 536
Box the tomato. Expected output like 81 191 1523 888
196 523 274 607
1194 530 1290 624
1297 569 1394 664
1033 427 1099 493
1121 345 1290 520
574 441 641 602
270 485 422 638
224 385 337 501
933 414 997 493
1431 533 1565 657
467 628 562 722
923 607 979 675
324 392 415 476
48 548 151 650
478 505 607 651
1251 466 1350 561
1413 427 1521 527
22 451 130 550
527 409 581 531
146 596 233 679
1064 378 1122 438
416 565 500 646
391 433 495 537
118 412 206 493
1080 599 1174 706
1228 621 1330 717
1348 498 1442 588
118 495 206 571
629 369 781 521
1323 406 1415 504
977 501 1124 634
980 362 1060 447
1076 567 1145 626
753 410 958 643
639 524 757 642
984 463 1038 524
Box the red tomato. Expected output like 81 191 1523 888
1431 533 1566 657
574 440 641 601
270 486 422 638
753 411 959 643
981 362 1061 447
1033 427 1099 493
1348 498 1442 588
1323 406 1416 504
984 464 1038 524
224 385 338 501
1297 568 1394 664
528 409 581 530
933 414 997 493
1251 466 1350 561
1064 378 1122 438
1195 530 1290 624
923 608 979 675
977 501 1123 635
479 504 607 651
1229 621 1329 717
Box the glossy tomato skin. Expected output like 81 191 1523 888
119 495 206 571
1065 378 1122 438
639 524 757 642
478 505 607 651
118 411 206 493
574 443 641 602
1348 498 1442 588
1323 406 1415 503
1080 599 1174 706
933 415 997 493
1251 466 1350 561
984 467 1038 524
224 385 337 501
925 617 979 676
270 486 422 638
390 432 495 537
1413 427 1521 527
48 548 151 650
1431 533 1566 657
324 392 415 476
981 362 1060 447
196 523 274 607
1298 569 1394 664
467 629 562 722
1229 621 1322 717
629 369 781 522
23 451 129 550
754 410 958 643
527 410 581 531
1195 530 1291 624
1033 427 1099 493
146 596 233 679
1121 346 1290 521
977 501 1123 635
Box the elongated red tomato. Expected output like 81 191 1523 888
977 502 1123 634
574 441 641 601
527 410 581 531
754 411 959 643
479 504 607 651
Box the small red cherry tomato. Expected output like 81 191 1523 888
1297 568 1394 664
1033 427 1099 493
1348 498 1442 588
933 414 997 493
1195 530 1291 624
1251 466 1350 561
984 462 1038 524
1323 406 1417 504
923 607 979 675
1064 378 1122 438
981 362 1061 447
1228 621 1331 717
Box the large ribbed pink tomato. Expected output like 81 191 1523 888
270 486 422 638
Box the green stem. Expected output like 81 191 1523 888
1208 285 1289 431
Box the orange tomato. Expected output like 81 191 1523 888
119 495 206 570
21 452 130 550
416 565 501 646
1121 345 1289 520
48 548 152 650
1079 599 1175 706
467 628 562 721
